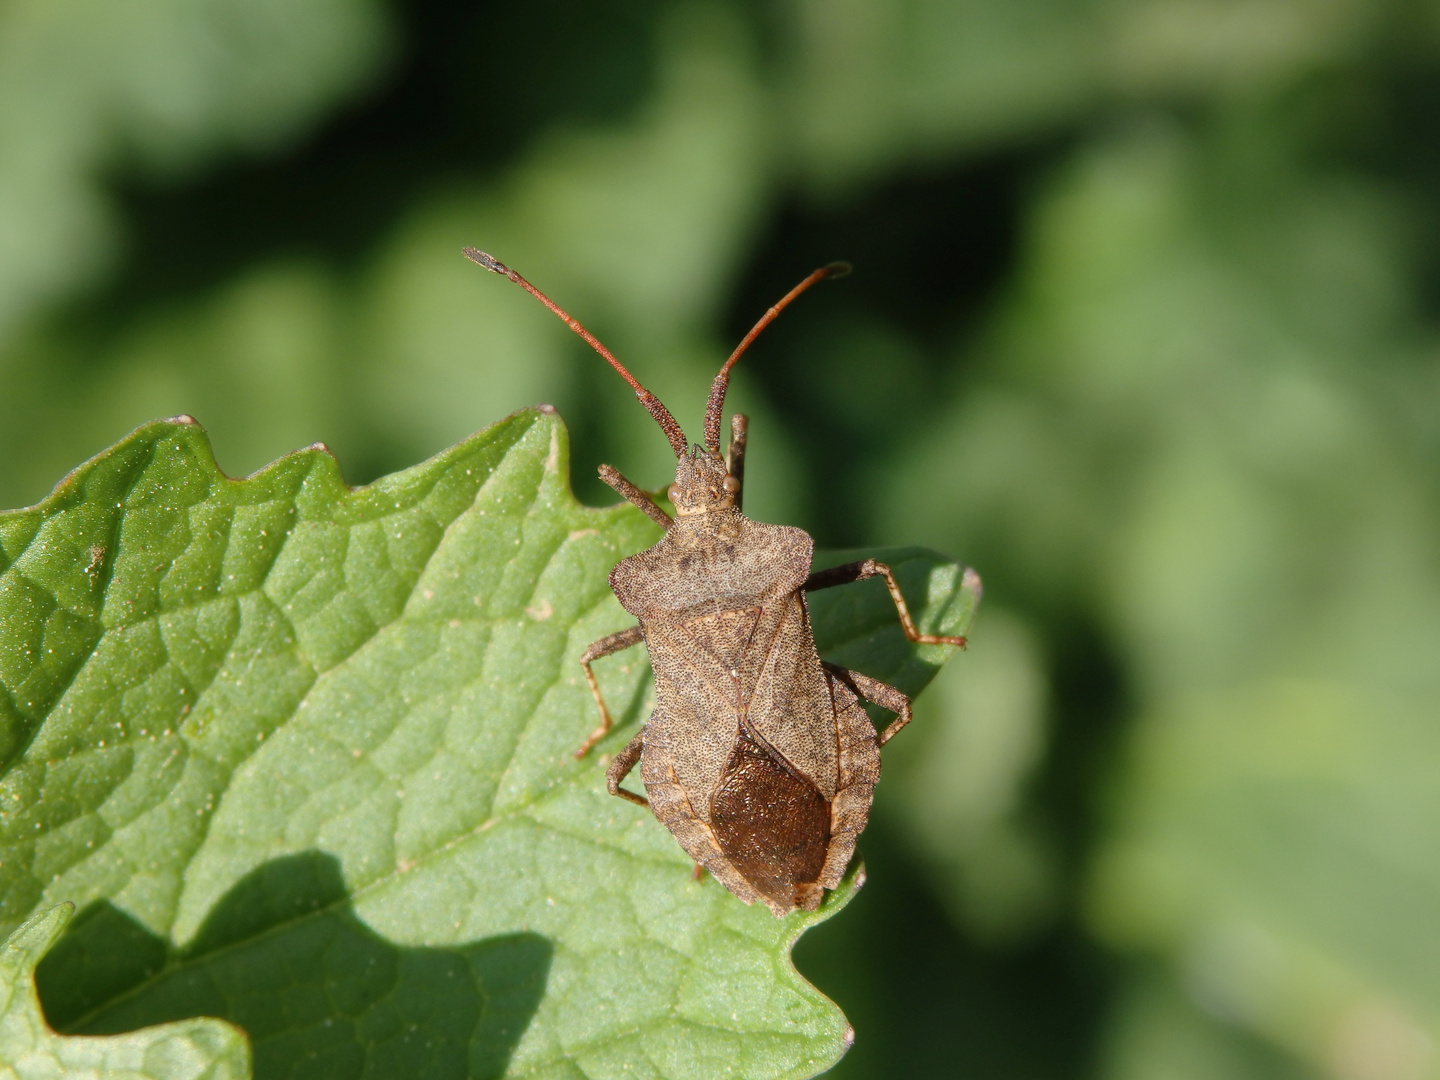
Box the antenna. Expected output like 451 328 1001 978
464 248 689 457
702 262 850 451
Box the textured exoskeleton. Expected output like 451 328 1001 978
609 451 881 914
465 249 970 915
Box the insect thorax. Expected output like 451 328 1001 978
608 511 813 618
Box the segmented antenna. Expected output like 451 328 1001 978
463 248 689 457
702 262 850 451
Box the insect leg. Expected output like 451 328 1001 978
823 662 914 746
726 414 747 511
606 730 649 807
804 559 966 647
598 464 672 530
577 624 645 758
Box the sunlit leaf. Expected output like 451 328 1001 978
0 408 975 1079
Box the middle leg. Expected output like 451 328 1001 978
576 624 645 757
805 558 967 647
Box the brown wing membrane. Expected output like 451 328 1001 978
709 724 830 910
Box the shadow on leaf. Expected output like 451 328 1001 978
37 851 552 1080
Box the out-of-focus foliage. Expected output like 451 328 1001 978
0 0 390 341
2 0 1439 1078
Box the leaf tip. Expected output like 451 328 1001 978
962 565 983 599
6 902 74 963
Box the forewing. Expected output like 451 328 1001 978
709 725 830 908
641 611 753 823
745 591 839 801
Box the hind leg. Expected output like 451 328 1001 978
823 662 915 745
605 730 649 807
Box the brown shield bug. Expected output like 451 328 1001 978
465 248 971 916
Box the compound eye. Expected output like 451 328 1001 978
722 475 741 494
668 484 681 504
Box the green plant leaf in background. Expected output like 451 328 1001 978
0 0 389 345
0 903 249 1080
0 407 977 1079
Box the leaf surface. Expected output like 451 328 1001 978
0 409 978 1079
0 903 249 1079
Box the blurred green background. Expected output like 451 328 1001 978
4 0 1440 1077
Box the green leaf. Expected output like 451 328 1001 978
0 903 249 1079
0 408 978 1080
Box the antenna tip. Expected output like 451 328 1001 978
825 261 853 279
462 247 509 274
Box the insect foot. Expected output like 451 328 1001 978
467 249 977 916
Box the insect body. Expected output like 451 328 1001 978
465 249 969 916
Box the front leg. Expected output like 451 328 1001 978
804 558 967 647
599 464 672 531
576 624 645 757
726 414 747 512
822 662 914 746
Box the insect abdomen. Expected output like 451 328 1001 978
709 726 830 909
